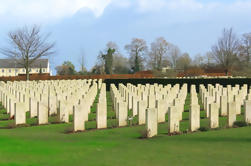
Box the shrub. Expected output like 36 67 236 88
132 116 138 126
29 119 38 126
50 116 62 124
1 109 7 114
233 121 248 127
109 120 118 128
0 114 9 120
198 126 209 132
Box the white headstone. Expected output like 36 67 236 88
168 106 180 133
209 103 219 129
189 104 200 131
227 102 236 127
118 101 127 127
146 108 158 138
244 100 251 124
138 100 147 125
14 102 26 125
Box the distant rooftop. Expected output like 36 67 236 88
0 59 48 68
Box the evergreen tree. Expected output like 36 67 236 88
102 48 115 74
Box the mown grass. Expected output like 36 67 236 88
0 92 250 166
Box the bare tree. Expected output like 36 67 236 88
125 38 148 73
0 25 55 80
176 52 191 70
96 52 105 74
211 28 240 75
239 33 251 65
168 44 181 69
148 37 169 70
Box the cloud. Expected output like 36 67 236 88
0 0 111 23
130 0 251 25
135 0 251 13
1 0 251 24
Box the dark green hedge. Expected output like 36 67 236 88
104 78 251 92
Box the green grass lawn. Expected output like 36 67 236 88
0 92 251 166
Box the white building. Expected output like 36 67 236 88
0 59 51 77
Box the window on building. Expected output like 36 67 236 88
29 69 31 72
2 69 4 72
23 69 25 72
43 69 46 72
15 69 18 72
9 69 11 72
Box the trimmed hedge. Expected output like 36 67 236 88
104 78 251 92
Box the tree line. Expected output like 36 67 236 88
56 37 195 75
57 28 251 77
1 25 251 79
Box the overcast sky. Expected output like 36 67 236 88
0 0 251 74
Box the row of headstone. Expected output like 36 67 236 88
111 83 189 137
200 83 251 127
73 82 98 131
189 85 200 131
2 81 250 136
96 83 107 129
0 79 101 126
112 83 251 138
